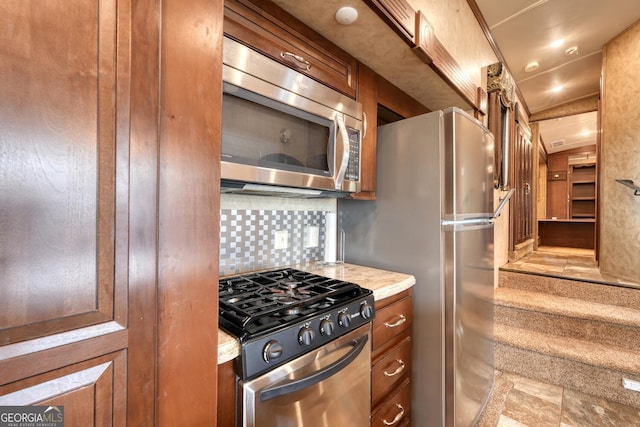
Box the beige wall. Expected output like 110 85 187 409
407 0 497 88
600 20 640 283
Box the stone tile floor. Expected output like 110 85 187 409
496 372 640 427
493 246 640 426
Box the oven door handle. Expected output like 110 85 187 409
260 334 369 402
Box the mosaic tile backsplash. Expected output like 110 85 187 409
220 208 329 276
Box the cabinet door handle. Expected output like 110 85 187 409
383 359 406 377
384 315 406 328
280 52 311 71
383 404 405 426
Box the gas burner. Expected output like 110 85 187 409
280 306 301 315
218 267 374 380
277 278 302 288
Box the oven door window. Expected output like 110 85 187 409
222 86 333 177
240 325 371 427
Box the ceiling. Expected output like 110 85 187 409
269 0 640 154
475 0 640 114
537 111 598 154
474 0 640 153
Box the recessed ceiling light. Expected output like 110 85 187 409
551 85 563 93
524 61 539 72
565 46 579 55
335 6 358 25
550 39 565 48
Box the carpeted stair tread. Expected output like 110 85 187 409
498 270 640 309
495 323 640 375
494 287 640 328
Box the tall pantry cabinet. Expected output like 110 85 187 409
0 0 222 425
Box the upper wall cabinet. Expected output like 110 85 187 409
224 0 358 98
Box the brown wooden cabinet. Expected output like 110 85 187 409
0 0 132 419
217 360 236 427
545 146 596 220
510 120 534 249
371 289 413 426
353 67 429 199
224 0 358 99
0 0 221 424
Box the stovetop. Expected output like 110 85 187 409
218 267 374 379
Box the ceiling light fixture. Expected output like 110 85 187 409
551 85 563 93
335 6 358 25
550 38 565 48
524 61 539 72
565 46 579 55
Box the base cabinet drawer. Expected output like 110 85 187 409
373 295 413 350
371 378 411 427
372 334 412 406
371 289 413 426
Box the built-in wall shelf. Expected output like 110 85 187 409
616 179 640 196
570 164 596 219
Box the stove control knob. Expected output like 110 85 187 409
298 326 315 346
338 312 351 328
360 302 373 319
263 340 283 363
320 319 335 336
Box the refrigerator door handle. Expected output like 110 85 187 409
492 189 515 220
441 189 515 229
442 217 494 228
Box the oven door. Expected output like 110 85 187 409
238 324 371 427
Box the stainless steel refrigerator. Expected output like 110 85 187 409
339 108 511 426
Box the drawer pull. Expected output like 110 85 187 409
383 359 406 377
280 52 312 71
383 404 405 426
384 315 406 328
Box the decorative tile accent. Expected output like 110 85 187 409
220 208 328 275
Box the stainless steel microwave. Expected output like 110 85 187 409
221 37 363 197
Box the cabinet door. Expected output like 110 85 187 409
510 122 534 247
0 0 133 421
1 0 222 424
224 0 358 98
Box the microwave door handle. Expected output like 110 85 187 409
334 114 350 190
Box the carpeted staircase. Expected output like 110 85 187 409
494 270 640 408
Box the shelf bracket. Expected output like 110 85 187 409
616 179 640 196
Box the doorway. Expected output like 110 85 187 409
508 111 608 283
536 112 598 253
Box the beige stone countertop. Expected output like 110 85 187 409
217 262 415 365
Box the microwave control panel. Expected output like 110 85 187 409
346 128 360 181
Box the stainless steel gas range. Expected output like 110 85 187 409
218 267 375 427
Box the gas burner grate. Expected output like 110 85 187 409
218 268 366 337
